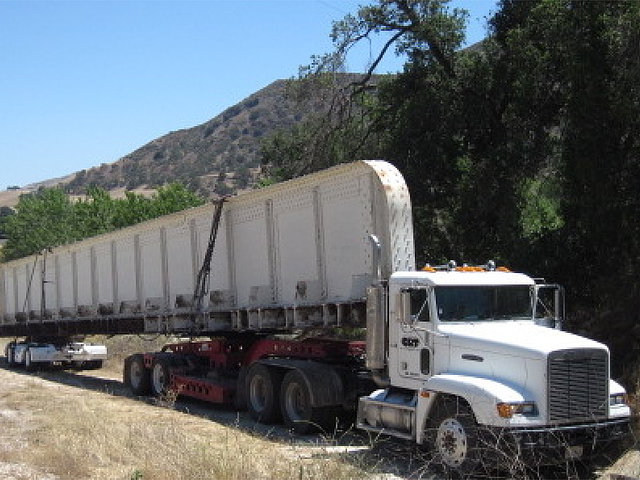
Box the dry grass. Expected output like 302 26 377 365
2 336 638 480
0 337 380 480
0 374 376 480
599 380 640 480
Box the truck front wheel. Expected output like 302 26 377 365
426 397 481 476
246 363 282 424
124 354 150 396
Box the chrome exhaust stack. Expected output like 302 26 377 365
366 235 389 386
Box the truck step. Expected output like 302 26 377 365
356 421 414 441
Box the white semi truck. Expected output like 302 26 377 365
0 160 630 474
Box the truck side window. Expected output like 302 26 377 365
535 287 555 318
409 289 430 323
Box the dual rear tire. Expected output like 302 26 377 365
4 343 34 370
246 364 335 434
123 354 180 397
246 363 283 424
24 349 36 371
5 343 16 367
123 355 338 435
150 356 172 397
124 354 151 396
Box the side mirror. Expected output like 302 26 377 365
534 284 565 330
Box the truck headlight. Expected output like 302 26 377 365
609 393 628 406
497 401 537 418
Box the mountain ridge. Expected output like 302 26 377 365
0 78 308 208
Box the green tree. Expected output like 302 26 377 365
261 72 387 182
73 187 118 238
478 1 640 369
149 183 205 217
1 189 76 260
262 0 525 262
1 183 204 262
267 0 640 372
0 206 14 234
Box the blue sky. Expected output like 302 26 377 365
0 0 497 189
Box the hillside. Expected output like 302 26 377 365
0 77 328 209
63 79 305 198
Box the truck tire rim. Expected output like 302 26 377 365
130 361 144 389
249 376 267 412
284 382 307 422
436 418 467 467
152 364 166 394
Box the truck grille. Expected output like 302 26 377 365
548 348 608 422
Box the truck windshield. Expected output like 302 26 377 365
435 286 532 322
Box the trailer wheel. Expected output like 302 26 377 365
246 363 282 424
84 360 104 370
5 343 15 367
280 369 333 434
71 360 84 370
124 354 150 396
425 396 481 476
25 349 36 372
150 357 172 396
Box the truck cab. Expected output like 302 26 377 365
358 262 630 473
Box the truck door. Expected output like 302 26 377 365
396 288 434 380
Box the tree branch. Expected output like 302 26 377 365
396 0 457 78
350 27 410 94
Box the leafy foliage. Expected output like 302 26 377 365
0 184 204 262
0 206 14 237
262 0 640 376
261 74 387 182
1 189 76 261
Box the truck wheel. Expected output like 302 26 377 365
124 354 150 396
246 363 282 424
5 343 15 367
426 397 481 476
84 360 104 370
25 349 36 372
280 369 332 434
72 360 86 370
150 357 172 396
